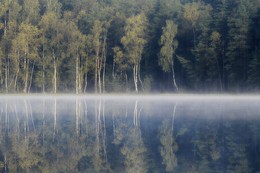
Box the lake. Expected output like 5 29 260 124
0 95 260 173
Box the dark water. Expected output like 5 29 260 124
0 95 260 173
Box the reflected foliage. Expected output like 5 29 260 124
0 97 260 172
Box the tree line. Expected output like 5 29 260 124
0 0 259 93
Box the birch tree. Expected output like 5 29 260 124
121 13 147 92
159 20 179 91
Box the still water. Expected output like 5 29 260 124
0 95 260 173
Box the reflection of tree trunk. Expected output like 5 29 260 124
76 98 80 139
101 100 108 163
5 103 8 132
134 100 138 126
42 99 45 143
53 98 57 141
29 100 35 131
84 99 88 135
159 120 178 172
133 100 143 128
95 100 101 152
24 100 29 132
172 103 177 131
14 105 20 139
112 112 115 137
94 99 101 171
4 154 7 173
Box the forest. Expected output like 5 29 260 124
0 0 259 93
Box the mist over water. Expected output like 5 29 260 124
0 94 260 172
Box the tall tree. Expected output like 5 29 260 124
121 13 147 92
12 23 40 93
159 20 179 91
226 0 251 90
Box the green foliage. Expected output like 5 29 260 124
121 13 147 66
159 20 178 73
248 49 260 88
0 0 259 93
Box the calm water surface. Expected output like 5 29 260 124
0 95 260 173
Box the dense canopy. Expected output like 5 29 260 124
0 0 259 93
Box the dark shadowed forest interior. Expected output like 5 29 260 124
0 0 259 93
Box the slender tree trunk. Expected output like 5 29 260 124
125 73 128 91
76 54 79 94
102 51 106 93
0 56 2 86
23 58 29 93
28 61 35 93
42 47 45 93
5 56 8 93
171 62 178 91
53 50 57 94
137 63 143 91
78 56 82 93
133 65 138 92
95 49 99 93
84 72 88 93
112 58 115 80
215 56 223 92
14 51 20 92
98 58 102 93
102 30 107 93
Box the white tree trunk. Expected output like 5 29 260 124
171 62 178 91
28 61 35 93
133 65 138 92
14 51 20 92
5 56 9 93
23 59 29 93
53 51 57 94
76 54 79 94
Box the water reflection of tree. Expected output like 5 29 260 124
224 122 251 173
0 99 259 173
157 103 179 172
159 119 178 172
113 100 148 173
0 98 111 173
